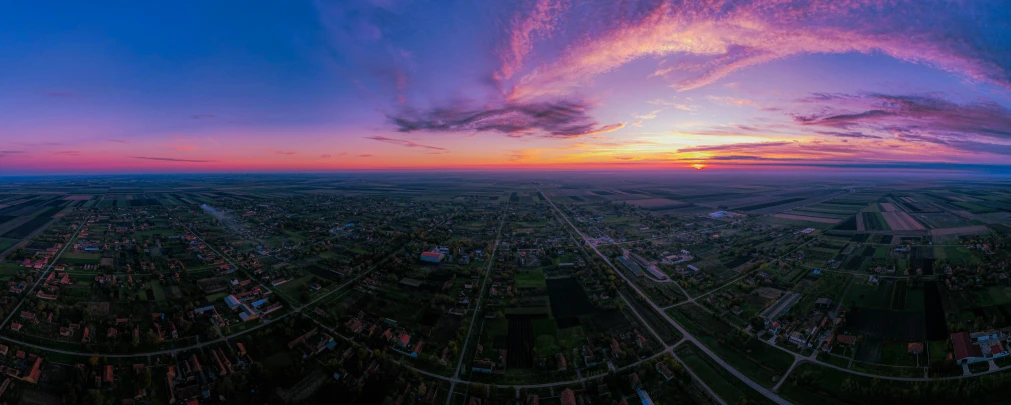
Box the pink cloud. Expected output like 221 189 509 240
495 0 569 82
506 1 1011 100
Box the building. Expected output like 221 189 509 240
953 331 1009 364
420 251 444 263
471 360 494 373
636 388 655 405
224 295 242 309
561 389 576 405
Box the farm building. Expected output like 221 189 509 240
420 251 444 263
224 295 242 309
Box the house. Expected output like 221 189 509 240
908 342 923 355
556 353 567 371
561 388 576 405
836 334 857 346
814 298 833 310
471 360 494 373
656 363 675 381
953 331 1009 364
104 365 114 385
610 338 622 358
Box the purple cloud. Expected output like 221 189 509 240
390 99 625 139
794 93 1011 154
132 156 215 163
366 136 447 150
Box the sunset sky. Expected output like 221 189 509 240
2 1 1011 174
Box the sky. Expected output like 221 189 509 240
2 0 1011 175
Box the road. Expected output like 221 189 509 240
0 213 91 330
537 186 793 405
0 209 459 359
445 204 508 405
4 195 999 402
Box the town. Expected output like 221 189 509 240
0 174 1009 404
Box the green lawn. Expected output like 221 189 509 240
969 361 990 374
927 340 949 363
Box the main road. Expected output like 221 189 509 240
536 185 793 405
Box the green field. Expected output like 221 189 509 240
0 238 19 252
151 280 167 301
971 286 1011 306
677 343 773 405
515 269 546 289
59 252 102 264
842 279 893 309
556 326 585 348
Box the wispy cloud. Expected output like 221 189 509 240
390 99 624 139
107 139 129 144
358 154 373 158
321 154 333 159
365 135 447 150
132 156 215 163
53 151 81 156
648 98 697 111
190 114 215 119
275 150 297 155
506 1 1011 100
708 96 756 107
814 131 882 140
677 142 791 153
0 151 25 156
495 0 568 82
632 110 661 120
794 93 1011 154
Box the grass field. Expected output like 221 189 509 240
669 304 794 387
556 326 585 348
0 238 19 252
677 343 773 405
515 269 546 289
151 280 167 301
971 286 1011 306
878 341 920 367
843 279 893 309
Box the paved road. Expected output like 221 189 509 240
445 205 508 405
0 213 91 330
538 186 793 405
0 210 458 358
4 196 1000 400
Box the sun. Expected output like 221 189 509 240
692 163 706 170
